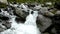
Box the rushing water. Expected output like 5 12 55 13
0 9 41 34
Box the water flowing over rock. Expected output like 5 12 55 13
0 2 57 34
0 7 41 34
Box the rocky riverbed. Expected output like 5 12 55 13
0 1 60 34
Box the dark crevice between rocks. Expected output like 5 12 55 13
27 4 35 8
15 17 25 23
0 16 9 21
43 24 54 34
0 9 2 12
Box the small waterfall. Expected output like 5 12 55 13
0 10 41 34
24 11 41 34
25 11 38 26
0 4 41 34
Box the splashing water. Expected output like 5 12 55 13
25 11 38 26
0 10 41 34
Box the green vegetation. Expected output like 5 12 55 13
0 0 60 8
7 0 60 3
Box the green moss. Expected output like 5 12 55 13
0 0 60 8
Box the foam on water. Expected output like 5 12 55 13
0 8 41 34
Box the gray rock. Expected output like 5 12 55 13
0 20 11 32
55 11 60 14
0 22 7 32
37 14 52 32
39 7 54 16
15 8 29 19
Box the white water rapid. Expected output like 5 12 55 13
0 9 41 34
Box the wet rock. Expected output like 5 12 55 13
55 11 60 14
39 7 54 16
14 8 29 20
0 21 7 32
2 21 11 29
0 27 6 32
0 15 9 20
15 17 25 23
39 7 49 15
37 14 52 32
33 4 42 10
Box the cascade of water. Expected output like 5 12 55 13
9 16 17 28
0 10 41 34
24 10 38 26
24 10 41 34
0 3 41 34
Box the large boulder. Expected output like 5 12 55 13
14 8 29 22
37 14 52 32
